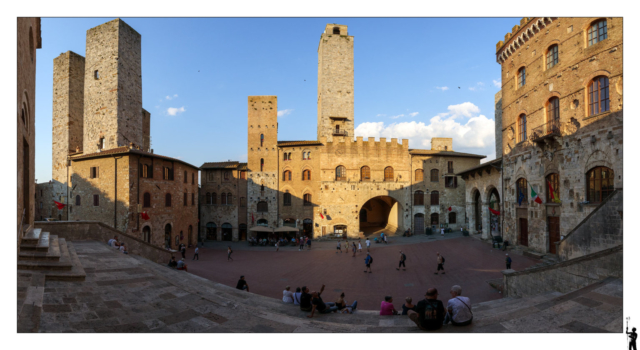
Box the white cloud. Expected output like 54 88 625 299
165 94 179 100
477 82 484 86
390 114 405 119
469 87 476 91
436 86 449 91
376 114 386 117
277 109 293 118
174 94 178 97
409 112 419 117
167 106 185 116
354 102 494 158
493 79 501 88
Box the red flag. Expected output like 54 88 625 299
54 200 66 210
447 206 452 212
489 207 501 215
320 213 325 219
251 213 254 224
141 211 150 220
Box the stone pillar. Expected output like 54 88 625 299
232 228 239 242
466 202 475 233
481 201 491 240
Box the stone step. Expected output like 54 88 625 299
18 235 61 261
43 241 86 281
22 228 42 244
20 232 50 252
17 236 72 270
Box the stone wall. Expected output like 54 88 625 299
278 145 319 234
317 24 354 142
17 17 41 247
83 19 143 153
503 245 622 297
462 162 503 239
200 166 247 241
34 221 175 264
498 18 623 253
142 108 151 151
495 91 503 158
557 189 622 261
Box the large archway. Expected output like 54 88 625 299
488 187 501 237
359 196 402 237
473 189 482 232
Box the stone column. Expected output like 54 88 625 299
481 201 491 240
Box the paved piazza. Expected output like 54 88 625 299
187 234 539 310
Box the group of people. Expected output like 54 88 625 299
167 256 188 271
107 235 128 254
335 240 363 256
380 285 473 331
281 284 358 317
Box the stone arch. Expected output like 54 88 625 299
141 223 153 244
584 149 613 174
280 185 297 197
358 195 404 237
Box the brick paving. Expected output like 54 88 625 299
184 235 540 310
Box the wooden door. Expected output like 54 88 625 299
519 218 529 246
414 214 424 235
548 217 560 254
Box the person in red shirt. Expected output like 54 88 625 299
380 296 398 315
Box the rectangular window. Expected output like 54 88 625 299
444 176 457 188
240 171 246 180
184 193 187 206
93 194 99 206
90 167 99 179
164 167 174 180
192 173 195 185
447 161 454 174
192 193 195 206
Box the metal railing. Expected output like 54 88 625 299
531 119 561 141
332 130 348 136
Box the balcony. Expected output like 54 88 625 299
333 129 348 136
531 119 561 143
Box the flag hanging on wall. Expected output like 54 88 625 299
53 200 66 210
530 185 543 204
547 180 561 203
447 206 452 212
489 207 501 215
141 211 150 220
320 213 325 219
517 191 524 206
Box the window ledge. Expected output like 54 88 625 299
584 110 611 121
545 203 561 207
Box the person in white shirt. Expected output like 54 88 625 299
441 228 445 235
443 285 472 326
119 243 128 254
358 241 362 252
193 246 199 260
282 286 294 303
365 239 371 252
108 235 120 248
293 287 302 305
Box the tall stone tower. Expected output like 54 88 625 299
247 96 279 228
83 19 142 153
317 24 354 142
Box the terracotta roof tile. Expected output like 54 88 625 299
456 157 502 176
200 161 240 169
70 147 198 169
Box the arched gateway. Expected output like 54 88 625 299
359 196 403 237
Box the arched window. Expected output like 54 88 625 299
283 153 288 161
260 158 264 172
516 178 528 204
260 134 264 147
288 153 291 160
589 76 610 116
75 195 81 206
333 26 340 35
212 192 217 205
547 97 560 125
518 114 527 143
414 191 424 206
336 165 346 181
142 226 151 243
221 192 227 205
205 192 211 205
546 44 558 70
449 212 457 224
304 193 312 206
430 169 439 182
587 167 614 203
302 169 311 181
257 201 268 212
165 193 172 207
517 67 526 88
430 191 439 205
588 19 607 47
415 169 424 182
384 167 394 181
283 191 291 206
361 166 370 181
184 170 187 183
143 192 151 207
546 173 560 203
283 170 292 181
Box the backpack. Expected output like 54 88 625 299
507 256 512 263
401 253 406 261
368 256 373 264
441 256 445 264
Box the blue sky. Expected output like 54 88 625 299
34 17 518 183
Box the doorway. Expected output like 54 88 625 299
303 219 313 238
548 216 560 254
518 218 529 246
430 213 439 227
206 222 217 241
222 223 233 241
164 224 172 249
414 214 424 235
143 226 151 243
239 224 247 241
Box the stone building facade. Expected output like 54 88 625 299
203 24 485 241
44 18 197 250
17 17 42 247
495 17 623 253
199 162 248 242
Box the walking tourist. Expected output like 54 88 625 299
380 296 398 315
397 250 407 271
275 241 279 252
441 228 445 236
299 237 305 251
282 286 294 303
336 241 342 253
227 246 233 261
443 285 473 326
352 242 357 257
358 240 363 252
408 288 445 331
506 253 512 269
434 252 445 274
176 258 188 272
307 238 312 250
365 238 371 252
383 234 388 244
180 243 186 258
293 287 302 305
364 253 373 273
236 275 249 291
307 290 338 318
193 246 199 260
402 297 416 315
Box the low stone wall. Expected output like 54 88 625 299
503 245 622 298
557 190 622 261
34 221 176 264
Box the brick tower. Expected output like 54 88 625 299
83 18 142 153
317 24 354 142
247 96 279 228
51 51 85 214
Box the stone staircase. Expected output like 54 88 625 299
26 240 621 333
17 228 86 281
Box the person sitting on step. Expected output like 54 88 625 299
176 258 188 272
167 256 177 268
